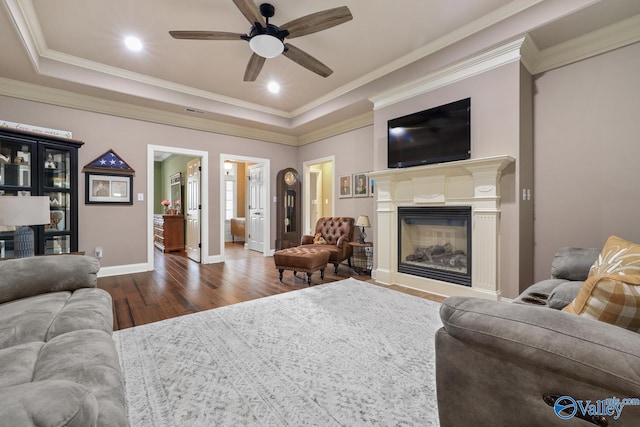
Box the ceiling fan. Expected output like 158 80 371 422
169 0 353 81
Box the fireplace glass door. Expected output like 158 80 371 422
398 206 471 286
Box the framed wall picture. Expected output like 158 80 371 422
339 175 352 198
86 173 133 204
353 173 369 197
370 177 375 197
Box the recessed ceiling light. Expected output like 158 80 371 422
267 81 280 94
124 36 143 52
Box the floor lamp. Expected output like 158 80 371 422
0 196 50 258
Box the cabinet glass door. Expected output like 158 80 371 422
40 146 74 255
0 140 34 259
43 148 71 189
0 140 33 189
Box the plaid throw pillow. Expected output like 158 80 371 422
563 274 640 332
589 235 640 277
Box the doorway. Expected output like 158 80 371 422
303 156 335 234
147 145 209 271
220 154 270 260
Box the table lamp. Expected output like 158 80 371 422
0 196 50 258
355 215 371 244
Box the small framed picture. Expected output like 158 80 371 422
86 173 132 204
339 175 352 198
370 177 375 197
353 173 369 198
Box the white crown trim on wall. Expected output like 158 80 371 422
370 37 527 110
530 13 640 74
0 77 300 146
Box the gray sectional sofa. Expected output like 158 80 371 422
0 255 126 426
435 247 640 426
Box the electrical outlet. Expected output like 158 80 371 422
95 247 103 258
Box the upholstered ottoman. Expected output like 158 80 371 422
273 247 331 286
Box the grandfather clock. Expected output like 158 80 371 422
276 168 301 250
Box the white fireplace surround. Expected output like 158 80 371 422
369 155 514 300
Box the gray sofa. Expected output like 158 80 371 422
0 255 127 426
436 247 640 426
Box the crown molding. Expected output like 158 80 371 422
0 76 374 147
297 112 373 146
6 0 544 123
5 0 291 121
370 37 526 110
41 49 292 120
530 13 640 74
291 0 545 117
0 77 299 146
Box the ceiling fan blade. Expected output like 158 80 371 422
232 0 266 27
244 53 266 81
283 43 332 78
281 6 352 39
169 31 245 40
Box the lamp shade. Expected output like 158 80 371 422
355 215 371 228
0 196 50 226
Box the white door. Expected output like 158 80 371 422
186 158 201 262
247 163 265 253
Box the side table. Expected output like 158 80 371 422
349 241 373 275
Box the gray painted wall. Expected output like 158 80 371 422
0 96 297 266
533 41 640 281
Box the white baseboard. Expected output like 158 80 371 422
97 263 150 278
203 254 224 264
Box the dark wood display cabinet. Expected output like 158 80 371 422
275 168 301 250
0 128 83 259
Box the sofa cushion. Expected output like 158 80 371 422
47 288 114 340
550 247 600 280
563 274 640 332
34 329 127 427
0 255 100 304
0 292 70 349
589 235 640 277
0 342 43 388
0 380 98 427
547 281 584 309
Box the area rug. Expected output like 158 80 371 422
113 278 443 426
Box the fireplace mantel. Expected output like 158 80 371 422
369 155 514 299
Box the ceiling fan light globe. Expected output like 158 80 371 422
250 34 284 58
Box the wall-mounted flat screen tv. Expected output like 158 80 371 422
387 98 470 168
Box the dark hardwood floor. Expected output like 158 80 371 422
99 243 444 331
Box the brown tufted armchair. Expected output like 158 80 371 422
299 217 355 274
